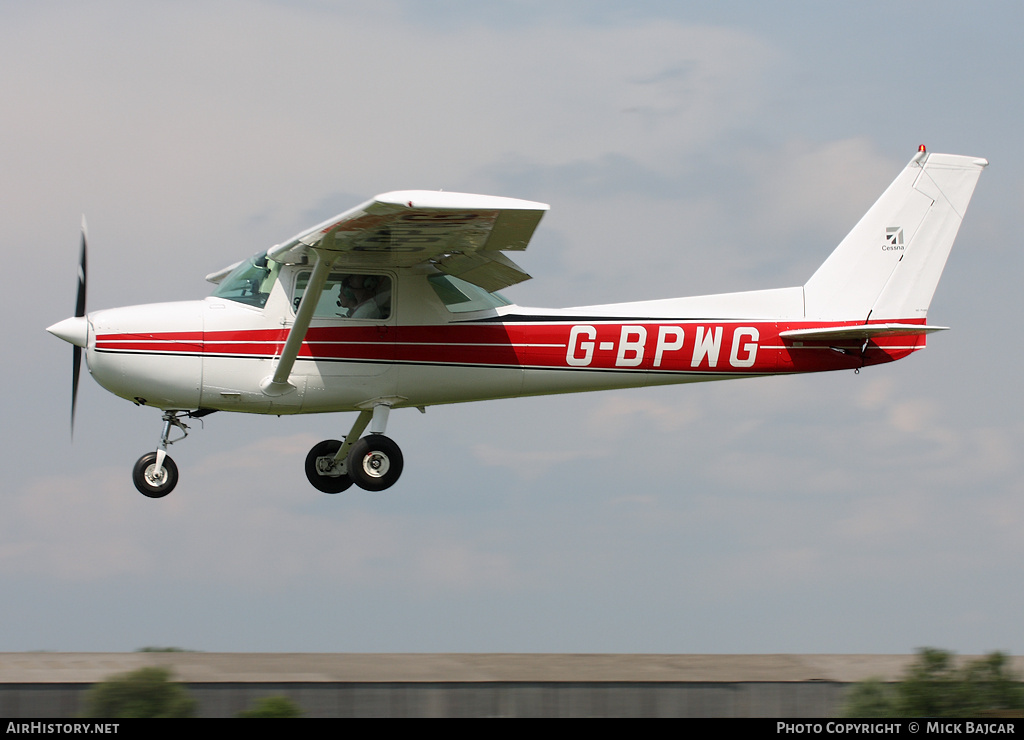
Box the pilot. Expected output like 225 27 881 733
341 274 388 319
335 282 358 317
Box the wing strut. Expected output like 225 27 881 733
260 249 336 397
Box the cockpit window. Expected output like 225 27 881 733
211 251 281 308
293 272 392 320
428 274 511 313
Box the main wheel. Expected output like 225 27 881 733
305 439 354 494
347 434 403 492
132 452 178 498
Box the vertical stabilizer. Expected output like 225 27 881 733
803 150 987 322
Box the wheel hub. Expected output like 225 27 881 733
144 465 165 486
361 452 390 478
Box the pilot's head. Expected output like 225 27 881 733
343 274 379 299
336 283 356 308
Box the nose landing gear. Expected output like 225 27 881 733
132 410 215 498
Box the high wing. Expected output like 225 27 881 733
267 190 549 293
259 190 548 397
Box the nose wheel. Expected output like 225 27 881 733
131 409 208 498
132 451 178 498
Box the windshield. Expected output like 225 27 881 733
211 251 281 308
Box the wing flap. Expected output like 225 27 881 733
434 250 532 292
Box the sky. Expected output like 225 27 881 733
3 0 1023 654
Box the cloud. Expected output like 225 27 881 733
472 443 604 480
0 435 526 592
751 138 898 239
586 394 702 435
0 469 157 580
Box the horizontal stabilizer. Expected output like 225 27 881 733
780 323 948 341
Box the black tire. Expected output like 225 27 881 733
132 452 178 498
305 439 354 494
347 434 403 492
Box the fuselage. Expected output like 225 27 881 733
81 265 925 414
44 152 986 498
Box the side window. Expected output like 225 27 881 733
293 272 392 320
428 274 511 313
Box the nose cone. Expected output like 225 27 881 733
47 316 89 347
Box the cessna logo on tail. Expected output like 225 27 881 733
884 226 905 251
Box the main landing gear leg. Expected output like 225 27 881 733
132 410 188 498
305 404 405 494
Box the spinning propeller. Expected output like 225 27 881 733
71 219 87 432
46 217 89 435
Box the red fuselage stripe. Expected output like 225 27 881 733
94 320 927 374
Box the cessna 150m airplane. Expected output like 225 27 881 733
47 147 986 498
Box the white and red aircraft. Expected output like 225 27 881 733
47 147 986 497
